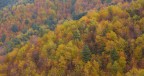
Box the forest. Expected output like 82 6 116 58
0 0 144 76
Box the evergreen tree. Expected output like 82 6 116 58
73 30 81 41
82 45 91 62
11 25 18 32
1 33 6 43
111 49 119 62
44 15 57 30
25 19 29 25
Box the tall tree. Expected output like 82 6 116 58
111 49 119 62
82 45 91 62
1 33 6 43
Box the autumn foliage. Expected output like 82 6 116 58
0 0 144 76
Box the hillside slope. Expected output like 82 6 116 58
0 0 129 54
0 0 144 75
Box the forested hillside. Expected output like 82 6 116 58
0 0 144 76
0 0 15 9
0 0 129 54
0 0 34 9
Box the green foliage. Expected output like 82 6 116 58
82 45 91 62
72 12 87 20
1 33 6 43
12 38 20 45
111 61 120 75
133 15 140 20
70 0 76 14
5 41 14 53
31 24 40 30
44 15 57 30
106 0 112 3
11 25 18 32
111 49 119 62
101 0 105 4
25 19 29 25
71 0 76 5
0 0 17 9
73 30 81 40
20 34 29 42
23 0 34 4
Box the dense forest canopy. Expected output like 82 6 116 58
0 0 128 54
0 0 144 76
